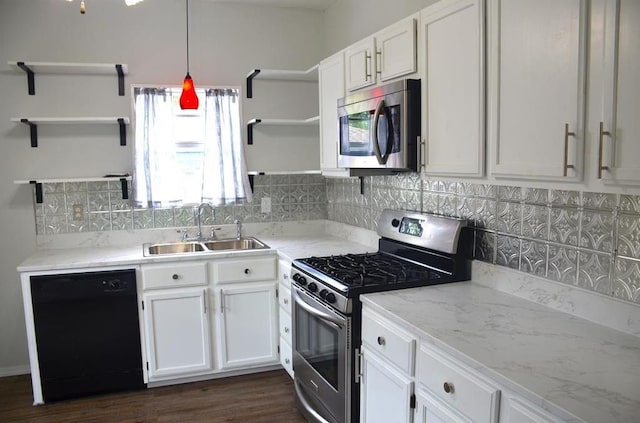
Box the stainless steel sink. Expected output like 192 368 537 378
144 237 268 256
203 237 268 251
145 241 206 255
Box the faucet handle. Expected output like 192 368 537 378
179 229 189 241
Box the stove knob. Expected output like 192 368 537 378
391 218 400 227
319 289 328 299
307 282 318 292
325 293 336 304
293 273 307 286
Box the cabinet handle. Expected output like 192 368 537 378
376 49 382 75
203 289 207 314
285 358 290 364
284 298 289 305
365 52 372 80
283 273 288 279
563 123 576 177
244 268 251 275
598 121 611 179
377 336 386 346
419 136 426 170
284 326 290 333
443 382 455 394
172 274 179 280
220 290 224 314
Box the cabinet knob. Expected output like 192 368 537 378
244 268 250 274
377 336 386 346
285 358 290 364
284 298 289 305
443 382 454 394
172 274 179 280
284 327 290 333
283 273 288 279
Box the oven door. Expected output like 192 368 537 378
292 286 351 423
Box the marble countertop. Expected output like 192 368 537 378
362 282 640 423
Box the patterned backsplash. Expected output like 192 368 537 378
34 174 327 235
31 172 640 305
326 173 640 305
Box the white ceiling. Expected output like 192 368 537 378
204 0 337 11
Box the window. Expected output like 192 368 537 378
132 86 252 208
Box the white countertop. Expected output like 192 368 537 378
361 282 640 423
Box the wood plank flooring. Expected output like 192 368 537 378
0 370 307 422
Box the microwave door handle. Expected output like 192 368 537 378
372 100 386 165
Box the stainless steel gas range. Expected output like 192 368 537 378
290 209 473 423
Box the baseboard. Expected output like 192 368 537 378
0 365 30 378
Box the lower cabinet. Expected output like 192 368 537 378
216 281 279 369
278 258 294 378
415 389 471 423
143 288 213 381
499 394 564 423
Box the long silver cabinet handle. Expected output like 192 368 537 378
598 121 611 179
203 289 207 314
563 123 576 177
220 289 224 314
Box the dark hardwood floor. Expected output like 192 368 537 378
0 370 308 422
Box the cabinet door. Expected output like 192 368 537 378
345 38 376 91
360 349 414 423
421 0 485 177
415 389 472 423
488 0 587 180
319 52 349 177
143 288 212 380
377 17 417 82
217 282 278 369
500 395 564 423
598 0 640 184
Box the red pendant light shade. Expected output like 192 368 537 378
180 0 198 110
180 73 199 109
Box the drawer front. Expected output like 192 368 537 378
278 259 292 289
278 284 292 314
280 337 293 378
417 344 500 423
361 309 416 375
214 256 276 283
279 308 292 345
142 261 207 290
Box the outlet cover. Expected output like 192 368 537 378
72 204 84 220
261 197 271 214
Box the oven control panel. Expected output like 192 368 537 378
291 270 350 314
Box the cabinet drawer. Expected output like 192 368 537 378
213 256 276 283
280 337 293 378
278 284 292 314
142 261 207 290
361 309 416 375
279 309 292 345
417 344 500 423
278 259 292 289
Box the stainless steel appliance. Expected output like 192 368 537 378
291 209 472 423
337 80 420 174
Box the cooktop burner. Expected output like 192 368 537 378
298 253 444 288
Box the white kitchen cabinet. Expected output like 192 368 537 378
142 288 213 381
360 308 417 422
420 0 485 177
319 51 350 178
277 258 294 378
594 0 640 185
216 281 279 369
345 16 417 92
415 389 471 423
487 0 588 181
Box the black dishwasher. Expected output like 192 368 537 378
30 269 145 402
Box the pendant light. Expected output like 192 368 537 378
179 0 199 110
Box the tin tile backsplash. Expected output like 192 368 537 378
327 174 640 305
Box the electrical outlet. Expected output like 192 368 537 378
72 204 84 221
261 197 271 214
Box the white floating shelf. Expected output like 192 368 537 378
246 65 318 98
247 170 321 176
247 116 319 145
14 175 132 185
11 117 130 125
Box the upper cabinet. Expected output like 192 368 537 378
318 51 350 177
594 0 640 185
345 16 417 92
487 0 588 181
420 0 485 178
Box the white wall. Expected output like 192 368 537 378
322 0 438 56
0 0 323 374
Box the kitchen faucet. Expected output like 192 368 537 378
234 219 242 240
189 202 215 241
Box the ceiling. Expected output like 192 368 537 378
205 0 337 10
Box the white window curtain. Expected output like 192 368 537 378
132 87 253 208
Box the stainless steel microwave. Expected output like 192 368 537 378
337 79 420 174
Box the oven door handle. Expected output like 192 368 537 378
294 379 333 423
294 291 344 329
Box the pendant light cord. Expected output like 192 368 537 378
186 0 190 74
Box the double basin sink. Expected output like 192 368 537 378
144 237 268 256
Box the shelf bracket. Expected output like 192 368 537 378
246 69 260 99
359 177 365 195
115 64 125 96
247 119 261 145
29 181 43 204
19 118 38 147
17 62 35 95
248 174 255 193
120 178 129 200
117 118 127 146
